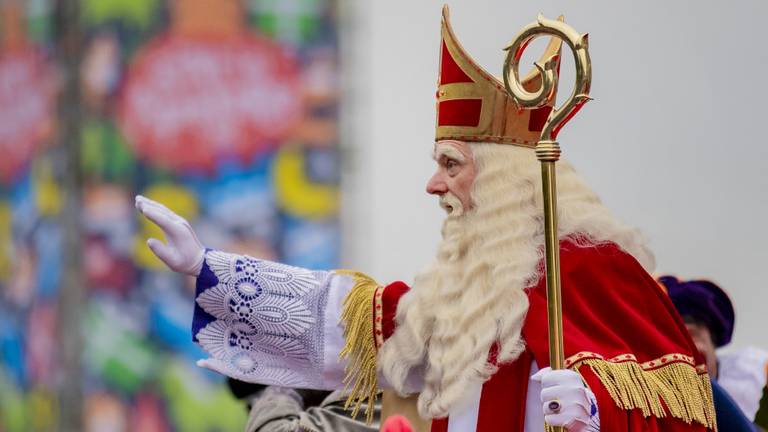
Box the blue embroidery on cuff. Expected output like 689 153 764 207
192 250 219 342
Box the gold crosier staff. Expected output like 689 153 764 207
503 16 592 432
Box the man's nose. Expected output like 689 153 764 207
426 173 447 195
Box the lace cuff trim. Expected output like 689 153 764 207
194 250 330 388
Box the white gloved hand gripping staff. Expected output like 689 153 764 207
532 367 600 432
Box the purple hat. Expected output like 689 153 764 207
658 275 735 347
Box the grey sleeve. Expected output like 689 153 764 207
245 387 380 432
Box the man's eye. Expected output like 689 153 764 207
446 159 458 169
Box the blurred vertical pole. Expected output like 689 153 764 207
337 0 369 270
53 0 84 430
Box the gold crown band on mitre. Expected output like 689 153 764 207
435 6 563 147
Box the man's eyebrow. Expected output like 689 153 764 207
433 146 466 162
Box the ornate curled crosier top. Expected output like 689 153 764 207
195 250 330 387
503 14 592 145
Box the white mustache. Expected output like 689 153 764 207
439 193 463 216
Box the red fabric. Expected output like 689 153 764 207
437 99 482 127
436 39 484 129
521 239 710 431
476 350 532 431
527 106 552 132
439 41 473 85
381 281 410 341
522 239 705 372
430 418 449 432
382 415 415 432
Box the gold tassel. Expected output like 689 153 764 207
700 373 718 430
578 359 717 430
336 270 380 424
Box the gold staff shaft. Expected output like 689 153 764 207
503 15 592 432
541 160 564 369
536 140 568 432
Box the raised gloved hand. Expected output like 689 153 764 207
532 367 600 432
135 195 205 276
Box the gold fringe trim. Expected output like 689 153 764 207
578 358 717 430
336 270 380 424
700 373 718 430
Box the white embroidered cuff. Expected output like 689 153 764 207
193 250 352 389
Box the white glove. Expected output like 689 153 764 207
532 367 600 432
135 195 205 276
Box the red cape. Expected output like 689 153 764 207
521 239 715 430
375 239 715 431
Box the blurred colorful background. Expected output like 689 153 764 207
0 0 340 430
3 0 768 430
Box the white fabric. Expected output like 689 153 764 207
195 251 353 390
321 273 354 388
446 380 484 432
718 346 768 420
525 360 544 432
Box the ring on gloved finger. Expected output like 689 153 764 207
546 399 562 414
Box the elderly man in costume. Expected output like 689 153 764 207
136 7 716 432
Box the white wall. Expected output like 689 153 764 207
340 0 768 349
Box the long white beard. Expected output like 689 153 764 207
379 190 540 418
